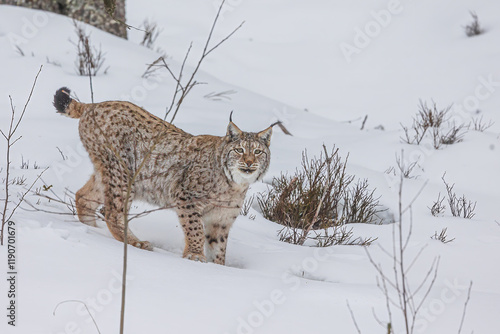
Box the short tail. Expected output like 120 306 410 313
53 87 84 118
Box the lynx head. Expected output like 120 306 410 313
222 116 274 185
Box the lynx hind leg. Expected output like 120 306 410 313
177 204 207 263
75 174 104 227
203 208 239 265
102 174 153 251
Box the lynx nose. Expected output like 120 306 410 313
245 160 253 167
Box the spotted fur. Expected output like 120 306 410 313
53 88 273 264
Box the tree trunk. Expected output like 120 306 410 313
1 0 128 39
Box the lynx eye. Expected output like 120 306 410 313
254 149 263 155
234 148 244 154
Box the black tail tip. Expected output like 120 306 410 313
53 87 72 114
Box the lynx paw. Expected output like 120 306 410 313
185 253 207 263
133 241 153 251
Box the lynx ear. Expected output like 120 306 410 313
226 121 243 141
257 126 273 147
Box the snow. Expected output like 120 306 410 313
0 1 499 333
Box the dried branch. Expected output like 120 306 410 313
365 168 439 334
465 11 484 37
141 18 162 49
297 181 328 246
442 174 477 219
429 193 446 216
53 300 101 334
156 0 244 123
260 145 380 246
431 228 455 243
470 115 494 132
346 300 363 334
275 121 293 136
457 282 473 334
1 65 42 245
72 21 108 78
204 90 237 101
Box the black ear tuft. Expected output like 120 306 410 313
53 87 72 114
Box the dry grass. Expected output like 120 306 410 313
442 174 477 219
401 100 468 149
73 21 108 77
465 11 484 37
431 228 455 244
258 145 381 246
141 18 162 49
429 193 446 217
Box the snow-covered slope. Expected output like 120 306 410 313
126 0 500 130
0 2 499 333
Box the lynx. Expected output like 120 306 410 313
53 87 275 265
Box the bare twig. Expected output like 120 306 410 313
204 90 237 101
395 152 428 215
25 187 175 223
103 0 145 34
442 174 477 219
1 65 42 245
72 21 108 79
141 18 162 49
397 175 410 334
14 45 25 56
365 165 439 334
396 154 419 179
56 147 68 160
457 282 473 334
429 193 446 216
119 129 164 334
297 180 328 246
431 228 455 243
53 300 101 334
401 180 428 215
142 57 165 79
400 100 453 147
465 11 484 37
5 168 48 224
346 300 363 334
360 115 368 130
158 0 244 123
470 115 494 132
275 121 293 136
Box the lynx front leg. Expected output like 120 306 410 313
75 174 104 227
102 174 153 251
177 204 207 263
203 208 239 265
